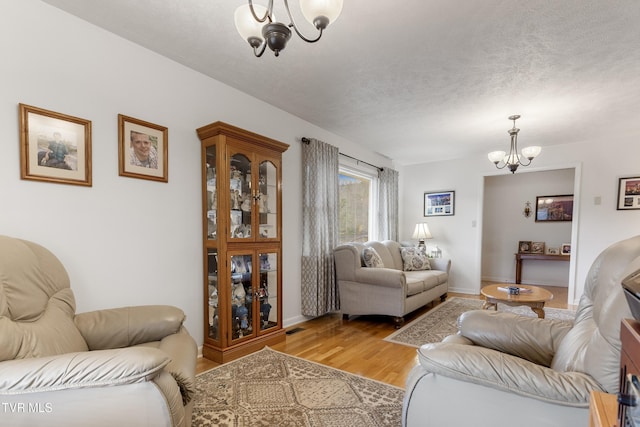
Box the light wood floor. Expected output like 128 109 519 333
196 283 570 388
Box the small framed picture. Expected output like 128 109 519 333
617 176 640 210
546 247 559 255
531 242 545 254
118 114 168 182
518 241 532 254
561 243 572 255
535 195 574 222
424 190 455 216
19 103 92 186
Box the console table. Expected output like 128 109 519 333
515 253 570 284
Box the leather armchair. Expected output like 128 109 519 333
403 235 640 426
0 235 197 427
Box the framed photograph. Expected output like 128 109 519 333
535 194 574 222
617 176 640 210
518 241 532 254
531 242 545 254
424 190 455 216
118 114 168 182
561 243 572 255
546 247 559 255
19 103 92 186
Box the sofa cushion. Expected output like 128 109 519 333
405 276 426 296
400 247 431 271
362 247 384 268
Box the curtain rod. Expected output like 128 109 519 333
301 137 383 171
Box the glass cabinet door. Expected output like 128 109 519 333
205 147 217 240
230 252 254 342
258 252 278 332
229 151 252 240
258 161 278 239
206 249 219 341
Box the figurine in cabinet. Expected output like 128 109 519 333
241 197 251 212
231 189 241 209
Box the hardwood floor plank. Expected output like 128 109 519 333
196 284 570 389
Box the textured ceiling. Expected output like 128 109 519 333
41 0 640 165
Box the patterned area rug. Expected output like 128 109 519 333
384 297 576 348
192 347 404 426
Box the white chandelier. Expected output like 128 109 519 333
234 0 343 57
488 115 541 174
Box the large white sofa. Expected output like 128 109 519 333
402 234 640 427
334 240 450 326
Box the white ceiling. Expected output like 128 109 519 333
41 0 640 165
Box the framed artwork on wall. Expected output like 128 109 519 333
118 114 168 182
535 194 573 222
19 103 92 186
561 243 572 255
617 176 640 210
424 190 455 216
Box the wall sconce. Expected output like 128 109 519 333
523 201 532 218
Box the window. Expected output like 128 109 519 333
338 164 378 244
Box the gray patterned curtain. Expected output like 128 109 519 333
378 167 399 241
301 138 340 316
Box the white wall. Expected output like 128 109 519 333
399 139 640 305
482 168 574 286
0 1 392 346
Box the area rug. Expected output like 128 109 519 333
192 347 404 427
384 297 576 348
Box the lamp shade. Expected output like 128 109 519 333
487 150 506 164
234 4 268 42
521 145 541 159
412 223 433 240
300 0 343 26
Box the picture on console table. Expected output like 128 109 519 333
535 194 573 222
424 190 455 216
617 176 640 210
531 241 545 254
518 241 532 254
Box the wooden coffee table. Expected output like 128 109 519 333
480 284 553 318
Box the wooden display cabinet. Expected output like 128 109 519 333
197 121 288 363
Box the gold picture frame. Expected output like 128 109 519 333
118 114 168 182
531 242 545 254
19 103 92 186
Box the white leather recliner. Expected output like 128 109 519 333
0 235 197 427
403 235 640 426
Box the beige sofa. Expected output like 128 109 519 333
0 235 197 427
334 240 450 326
402 235 640 427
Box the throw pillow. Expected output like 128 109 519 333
400 247 431 271
362 247 384 268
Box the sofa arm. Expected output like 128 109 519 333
457 310 572 367
75 305 186 350
429 258 451 274
353 267 405 288
417 342 603 405
0 347 169 394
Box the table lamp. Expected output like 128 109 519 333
412 222 433 252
